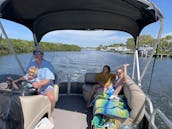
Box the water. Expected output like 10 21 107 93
0 50 171 125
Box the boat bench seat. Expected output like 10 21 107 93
19 84 59 129
83 73 145 127
113 76 146 127
121 76 146 127
20 95 51 129
82 73 98 102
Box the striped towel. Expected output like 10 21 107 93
93 94 130 119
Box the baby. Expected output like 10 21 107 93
14 66 39 87
25 66 38 83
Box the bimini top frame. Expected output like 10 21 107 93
0 0 163 42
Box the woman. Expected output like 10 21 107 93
87 65 115 107
87 64 130 107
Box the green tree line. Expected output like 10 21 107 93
0 38 81 55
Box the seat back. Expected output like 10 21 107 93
20 95 51 129
123 76 146 126
82 73 98 102
85 73 98 84
54 84 59 102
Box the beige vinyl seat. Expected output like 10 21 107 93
121 76 146 127
82 73 98 102
20 84 59 129
54 84 59 102
54 73 59 102
20 95 51 129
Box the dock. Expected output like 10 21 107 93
153 54 172 58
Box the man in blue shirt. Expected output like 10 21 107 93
28 49 55 112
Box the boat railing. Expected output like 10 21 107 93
155 109 172 129
145 96 172 129
67 74 71 94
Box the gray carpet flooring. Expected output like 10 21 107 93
54 95 93 129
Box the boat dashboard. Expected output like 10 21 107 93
0 74 38 96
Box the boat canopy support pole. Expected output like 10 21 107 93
33 33 40 50
67 74 71 94
0 21 26 74
27 33 40 66
133 36 141 87
140 18 163 81
132 47 136 80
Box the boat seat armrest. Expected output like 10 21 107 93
54 84 59 102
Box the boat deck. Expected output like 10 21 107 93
54 95 92 129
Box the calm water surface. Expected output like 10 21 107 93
0 50 171 124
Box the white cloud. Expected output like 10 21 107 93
42 30 130 47
162 32 172 37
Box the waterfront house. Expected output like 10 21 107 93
138 45 153 57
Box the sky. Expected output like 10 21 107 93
0 0 172 47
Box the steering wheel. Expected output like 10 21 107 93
15 80 33 89
13 80 38 96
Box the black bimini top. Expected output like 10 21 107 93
0 0 163 42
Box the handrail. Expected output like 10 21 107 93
145 96 172 129
149 109 157 129
145 96 157 129
155 109 172 129
146 96 154 114
67 74 71 94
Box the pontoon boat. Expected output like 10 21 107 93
0 0 171 129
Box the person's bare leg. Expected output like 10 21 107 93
114 78 124 96
45 90 55 126
45 90 55 112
